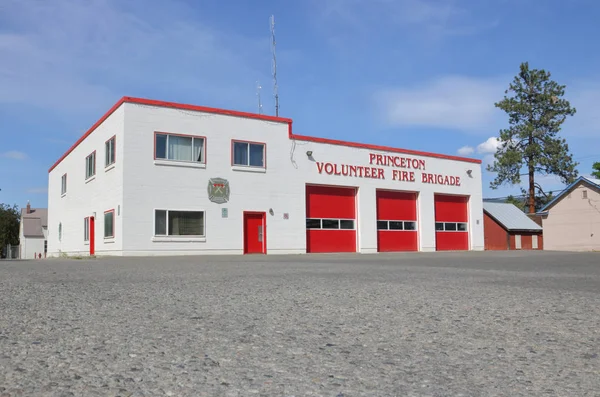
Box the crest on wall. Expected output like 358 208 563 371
208 178 230 204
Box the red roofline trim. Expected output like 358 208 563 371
49 96 481 172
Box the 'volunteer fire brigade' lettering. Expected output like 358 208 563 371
314 152 463 186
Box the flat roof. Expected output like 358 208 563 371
48 96 482 172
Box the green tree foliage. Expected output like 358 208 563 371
592 162 600 179
0 203 20 252
489 62 578 213
505 191 554 213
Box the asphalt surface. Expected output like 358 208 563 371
1 251 599 396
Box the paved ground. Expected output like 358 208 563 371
1 251 599 397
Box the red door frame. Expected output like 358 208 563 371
243 211 267 254
89 216 95 256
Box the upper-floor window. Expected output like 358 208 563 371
105 136 116 167
85 152 96 179
61 174 67 195
232 141 265 168
155 133 205 163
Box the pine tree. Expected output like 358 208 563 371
489 62 578 213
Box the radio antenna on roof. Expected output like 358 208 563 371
256 81 263 114
270 15 279 116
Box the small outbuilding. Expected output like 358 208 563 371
538 176 600 251
19 202 48 259
483 202 543 250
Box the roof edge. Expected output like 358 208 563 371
289 133 482 164
49 96 483 173
538 176 600 213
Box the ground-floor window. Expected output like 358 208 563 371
306 218 355 230
84 217 90 241
104 210 115 238
435 222 468 231
377 220 417 231
155 210 205 237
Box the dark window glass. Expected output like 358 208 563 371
155 210 167 235
389 221 404 230
233 142 249 165
168 211 204 236
457 223 468 231
404 221 416 231
155 134 167 159
435 222 444 231
340 220 354 230
377 220 388 230
306 219 321 229
445 222 457 231
249 143 264 167
104 211 114 238
321 219 339 229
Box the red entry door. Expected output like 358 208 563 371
244 212 266 254
89 216 95 256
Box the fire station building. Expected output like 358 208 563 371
47 97 484 257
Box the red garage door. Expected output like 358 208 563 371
435 195 469 251
306 185 357 253
376 190 418 252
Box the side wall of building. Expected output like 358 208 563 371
47 107 125 257
483 213 509 250
120 104 484 255
508 232 543 250
542 182 600 251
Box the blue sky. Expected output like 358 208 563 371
1 0 599 208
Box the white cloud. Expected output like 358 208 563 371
375 76 505 132
476 137 500 154
315 0 497 41
457 146 474 156
0 0 271 115
1 151 28 160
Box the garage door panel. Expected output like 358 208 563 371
376 190 418 252
435 232 469 251
434 195 468 222
376 191 417 220
435 194 469 251
377 231 418 252
307 230 356 253
306 185 357 253
306 185 356 219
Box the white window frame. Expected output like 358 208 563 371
154 132 206 166
105 136 116 168
515 234 522 250
232 140 266 169
85 152 96 180
61 174 67 196
153 209 206 242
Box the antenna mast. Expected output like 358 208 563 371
256 81 263 114
270 15 279 116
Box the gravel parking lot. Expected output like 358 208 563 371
1 251 599 396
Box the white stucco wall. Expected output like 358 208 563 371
542 182 600 251
120 103 483 255
47 107 125 257
47 99 484 257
